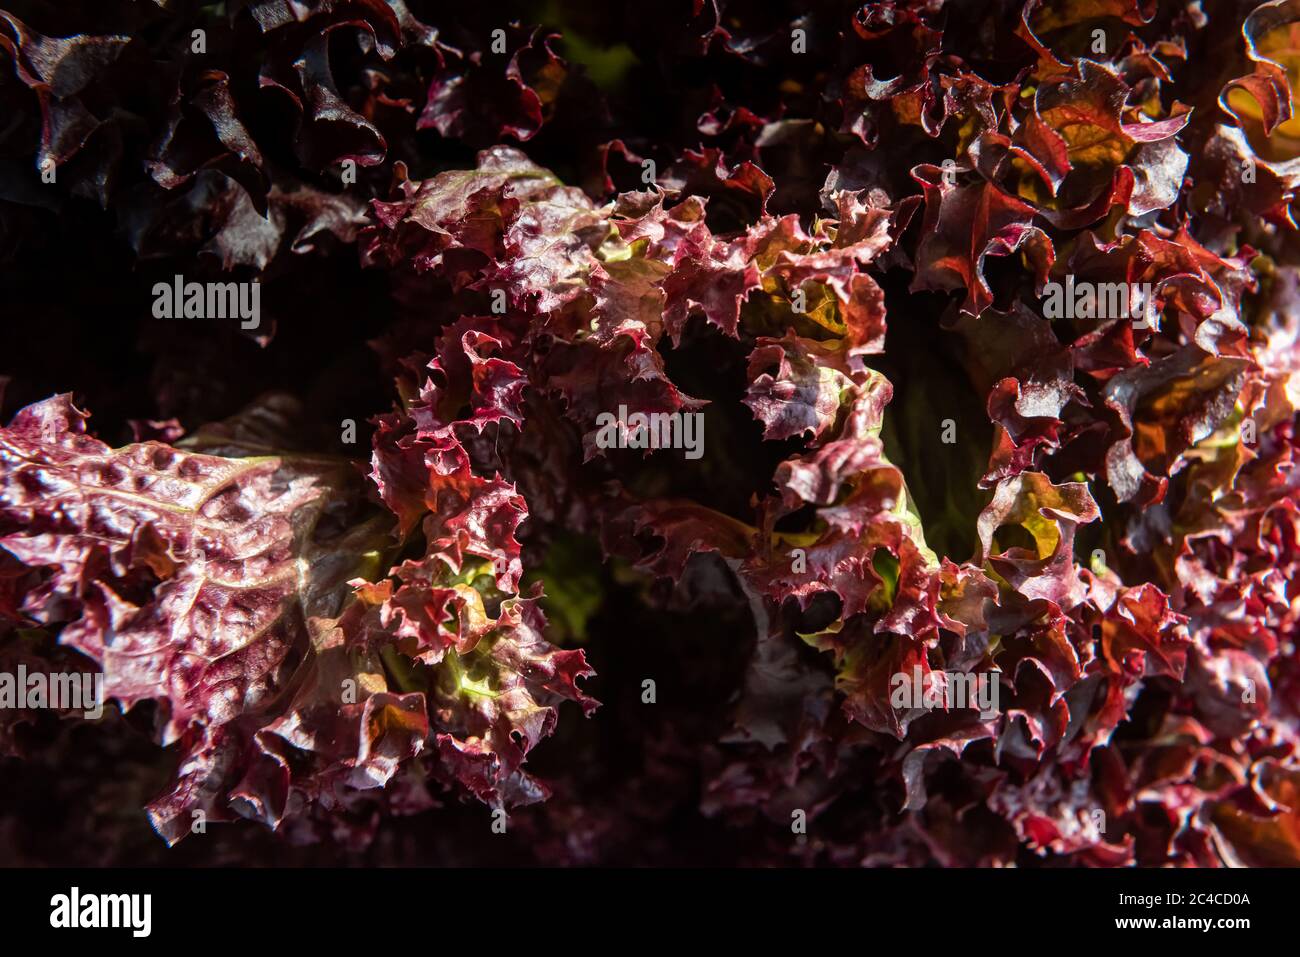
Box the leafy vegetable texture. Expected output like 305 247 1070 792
0 0 1297 867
